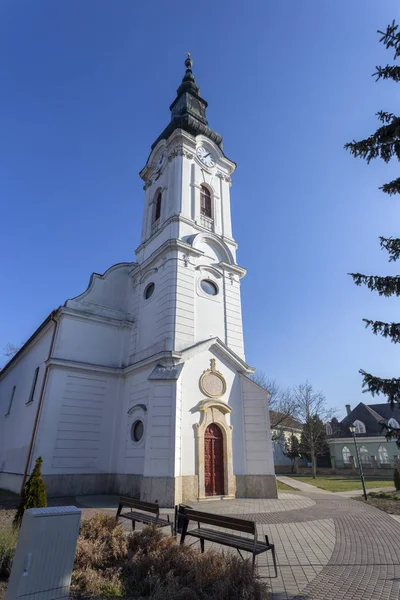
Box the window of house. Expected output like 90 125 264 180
359 446 371 465
353 420 366 434
325 423 332 436
342 446 351 464
27 367 40 404
388 418 399 429
5 386 16 416
200 185 212 218
378 444 389 464
154 192 162 223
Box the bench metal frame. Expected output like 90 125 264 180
179 506 277 576
116 496 173 535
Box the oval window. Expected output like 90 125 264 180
201 280 218 296
144 282 155 299
131 420 144 442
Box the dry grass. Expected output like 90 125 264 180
72 512 270 599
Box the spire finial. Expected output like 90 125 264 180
185 52 193 71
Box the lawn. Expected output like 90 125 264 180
276 479 299 491
287 475 395 492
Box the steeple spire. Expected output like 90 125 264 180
151 54 223 150
176 53 200 97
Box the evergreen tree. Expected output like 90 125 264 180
283 433 301 472
345 20 400 444
13 457 47 530
394 466 400 491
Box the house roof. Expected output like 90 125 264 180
329 401 400 438
270 411 303 431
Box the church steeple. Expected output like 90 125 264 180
152 55 223 150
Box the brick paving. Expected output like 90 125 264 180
188 491 400 599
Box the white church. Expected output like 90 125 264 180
0 56 276 507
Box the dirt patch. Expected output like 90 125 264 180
355 495 400 515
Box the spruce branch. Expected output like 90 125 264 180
380 236 400 261
344 114 400 163
374 65 400 82
349 273 400 296
363 318 400 343
378 21 400 59
360 369 400 407
380 178 400 195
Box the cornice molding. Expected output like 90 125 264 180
60 307 135 329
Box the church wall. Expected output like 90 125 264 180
179 350 238 479
174 256 195 350
121 367 151 475
237 375 277 498
0 324 54 492
31 366 120 495
54 315 127 368
144 381 176 478
224 274 245 358
133 256 177 361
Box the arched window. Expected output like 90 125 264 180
342 446 351 464
200 185 212 218
388 417 399 429
378 444 389 464
325 423 332 436
359 446 371 465
154 191 162 223
353 420 366 434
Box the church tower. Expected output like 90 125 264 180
131 55 246 364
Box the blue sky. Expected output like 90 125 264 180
1 1 400 419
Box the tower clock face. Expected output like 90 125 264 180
196 146 216 168
155 151 166 173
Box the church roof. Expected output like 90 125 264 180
180 337 253 374
151 54 223 150
148 364 184 381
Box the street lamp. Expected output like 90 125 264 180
349 424 367 500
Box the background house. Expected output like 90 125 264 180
270 412 307 470
326 402 400 469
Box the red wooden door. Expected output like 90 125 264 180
204 423 224 496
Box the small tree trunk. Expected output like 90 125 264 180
311 453 317 479
294 456 299 474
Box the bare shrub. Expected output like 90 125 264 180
0 528 17 580
71 515 270 599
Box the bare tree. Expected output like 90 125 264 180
294 381 334 478
251 371 299 440
3 343 20 358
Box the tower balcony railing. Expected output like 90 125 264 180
199 214 214 232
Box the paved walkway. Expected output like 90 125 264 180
78 489 400 600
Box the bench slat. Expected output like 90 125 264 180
119 496 159 515
119 511 170 527
183 509 255 534
186 528 270 555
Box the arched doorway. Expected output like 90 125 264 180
204 423 224 496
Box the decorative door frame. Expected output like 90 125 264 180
195 399 235 499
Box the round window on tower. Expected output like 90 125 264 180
144 282 155 300
200 279 218 296
131 420 144 443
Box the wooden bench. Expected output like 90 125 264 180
116 496 173 535
179 507 277 575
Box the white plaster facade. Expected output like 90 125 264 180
0 60 276 506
